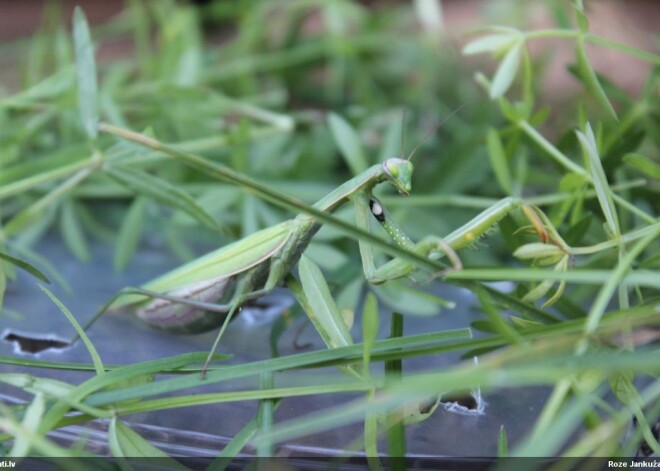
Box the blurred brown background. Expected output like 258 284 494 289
0 0 657 97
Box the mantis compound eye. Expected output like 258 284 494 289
386 161 400 177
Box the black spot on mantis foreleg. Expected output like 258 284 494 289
369 199 386 223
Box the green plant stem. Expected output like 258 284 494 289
518 121 588 176
522 29 660 65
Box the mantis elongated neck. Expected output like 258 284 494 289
313 164 386 213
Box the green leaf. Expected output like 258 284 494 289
514 243 564 260
298 255 353 349
60 200 91 262
106 166 221 231
0 251 50 283
379 113 405 162
486 128 512 194
509 316 543 329
475 285 525 345
305 242 349 271
362 293 378 373
576 124 619 235
210 401 282 466
9 392 46 457
639 253 660 269
558 172 589 191
114 198 147 272
328 113 369 175
564 214 592 246
575 39 617 122
0 69 74 109
522 279 554 304
39 285 105 376
0 262 5 309
623 153 660 179
573 0 589 32
372 281 452 316
73 7 99 139
109 418 186 462
462 34 518 55
490 40 523 99
498 425 508 457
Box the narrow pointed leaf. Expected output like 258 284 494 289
623 153 660 179
328 113 369 175
0 251 50 283
575 40 617 121
60 200 91 262
9 392 46 457
39 285 104 376
490 40 522 99
106 166 221 231
576 125 619 235
486 127 512 193
73 7 99 139
114 198 147 272
362 293 378 372
298 255 353 349
463 34 517 55
109 418 185 461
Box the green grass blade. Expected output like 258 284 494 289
623 153 660 180
9 392 45 457
486 127 513 194
446 268 660 287
498 425 508 457
84 328 474 407
114 197 147 272
298 255 353 350
212 401 282 464
257 371 275 457
38 285 105 376
576 124 619 235
575 38 618 122
386 313 406 460
0 158 90 202
463 33 518 55
0 407 85 459
106 166 221 231
328 112 369 175
0 68 74 109
583 223 660 339
73 7 99 139
0 251 50 283
490 40 522 99
362 293 378 374
60 200 91 262
109 417 186 462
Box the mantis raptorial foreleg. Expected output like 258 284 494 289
356 195 547 285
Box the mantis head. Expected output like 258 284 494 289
383 158 413 196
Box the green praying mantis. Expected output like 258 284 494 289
82 120 546 374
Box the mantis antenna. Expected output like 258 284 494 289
405 104 466 161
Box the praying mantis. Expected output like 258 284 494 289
87 121 544 373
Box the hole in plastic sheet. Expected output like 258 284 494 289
442 391 479 410
440 389 486 416
3 330 70 354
